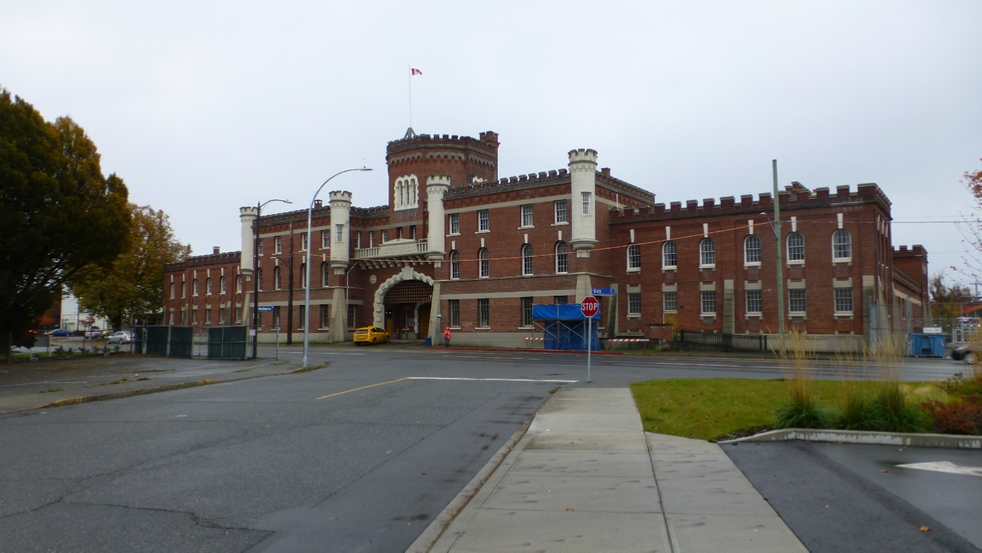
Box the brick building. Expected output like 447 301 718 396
162 129 929 352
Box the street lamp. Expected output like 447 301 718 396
253 198 291 359
303 167 372 367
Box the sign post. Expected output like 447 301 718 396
580 295 599 383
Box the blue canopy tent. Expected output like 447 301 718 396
531 304 601 351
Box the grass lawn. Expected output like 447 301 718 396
631 378 861 441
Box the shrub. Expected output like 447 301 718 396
921 396 982 435
837 390 884 430
775 394 835 429
867 382 931 433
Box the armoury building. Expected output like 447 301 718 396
162 129 929 353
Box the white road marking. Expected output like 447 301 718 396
896 461 982 477
407 377 578 383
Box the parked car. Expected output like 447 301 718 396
10 346 31 354
84 327 106 339
106 331 134 345
46 328 72 337
951 344 980 364
353 326 390 345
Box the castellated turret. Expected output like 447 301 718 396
329 191 353 273
426 175 451 259
568 149 598 252
239 206 257 273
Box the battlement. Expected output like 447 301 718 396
568 148 598 164
329 190 353 204
350 205 389 219
444 167 655 205
165 250 242 271
611 183 893 221
426 175 452 187
893 244 928 257
386 131 500 157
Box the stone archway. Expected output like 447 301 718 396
373 267 435 328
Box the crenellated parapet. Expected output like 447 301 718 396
165 251 242 271
350 205 389 218
610 183 893 221
386 132 499 158
442 167 654 205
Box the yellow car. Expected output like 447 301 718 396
353 326 390 345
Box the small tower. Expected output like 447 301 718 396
426 175 451 260
568 149 598 252
239 206 257 274
329 191 353 273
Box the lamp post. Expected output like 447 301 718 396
760 159 785 346
303 167 372 367
253 198 291 359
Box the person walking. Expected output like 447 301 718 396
444 327 452 348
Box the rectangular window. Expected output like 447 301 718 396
451 255 460 279
298 305 306 329
663 291 678 313
320 305 329 329
835 287 854 313
335 224 343 242
192 307 199 325
520 297 533 327
449 213 460 234
746 290 762 314
355 231 361 249
581 192 591 215
236 275 242 293
220 277 226 294
478 298 490 327
410 225 416 239
258 240 264 256
205 308 212 325
219 308 228 326
206 278 212 295
449 299 460 327
554 295 568 305
627 245 641 270
170 284 174 300
700 291 716 315
369 231 375 247
193 280 199 296
478 209 490 232
322 230 330 249
627 293 642 317
396 227 403 240
301 232 308 251
347 304 357 329
235 306 242 324
382 229 388 242
275 236 282 254
182 282 186 299
789 289 807 314
521 204 533 227
554 200 568 224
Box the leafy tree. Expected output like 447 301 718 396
929 272 972 332
959 159 982 274
0 88 130 349
69 204 191 328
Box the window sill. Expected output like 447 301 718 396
744 262 761 268
522 273 533 277
627 314 641 319
699 265 716 270
479 276 489 279
834 312 854 318
832 258 852 264
551 221 570 227
664 310 678 315
700 314 717 319
518 325 534 330
447 233 460 237
787 260 805 266
475 230 491 234
475 326 491 331
662 266 677 272
746 312 762 317
518 225 534 230
627 268 641 273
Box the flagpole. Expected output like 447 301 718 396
408 65 413 128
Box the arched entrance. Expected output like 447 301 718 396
374 268 434 340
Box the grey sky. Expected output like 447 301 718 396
3 1 981 285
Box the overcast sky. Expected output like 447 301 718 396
3 1 981 286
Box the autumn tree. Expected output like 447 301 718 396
959 159 982 273
929 272 972 332
69 204 190 328
0 88 131 349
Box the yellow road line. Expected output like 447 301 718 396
315 377 409 400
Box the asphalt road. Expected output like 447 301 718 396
0 346 973 552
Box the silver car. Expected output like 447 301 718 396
106 331 134 345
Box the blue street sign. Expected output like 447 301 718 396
257 306 275 312
591 288 615 296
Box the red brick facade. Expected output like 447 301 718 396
163 130 927 352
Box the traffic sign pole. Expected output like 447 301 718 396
587 316 591 383
580 296 599 383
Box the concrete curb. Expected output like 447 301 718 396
721 428 982 449
407 391 559 553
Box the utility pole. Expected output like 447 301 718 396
287 222 295 345
773 160 785 340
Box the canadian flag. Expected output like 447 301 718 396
411 68 422 76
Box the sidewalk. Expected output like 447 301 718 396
410 388 806 553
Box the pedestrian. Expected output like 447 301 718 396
444 327 452 348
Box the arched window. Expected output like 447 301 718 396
699 238 716 267
235 275 242 293
205 278 212 295
787 232 805 262
662 241 677 269
627 244 641 270
832 229 852 260
220 276 226 294
300 263 307 289
555 241 568 274
192 279 199 296
450 251 460 279
256 269 263 291
478 248 490 278
274 266 281 290
521 244 534 276
397 180 404 206
744 235 761 264
321 262 329 287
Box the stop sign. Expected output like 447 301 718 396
580 295 599 318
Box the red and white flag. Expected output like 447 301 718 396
411 68 422 76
